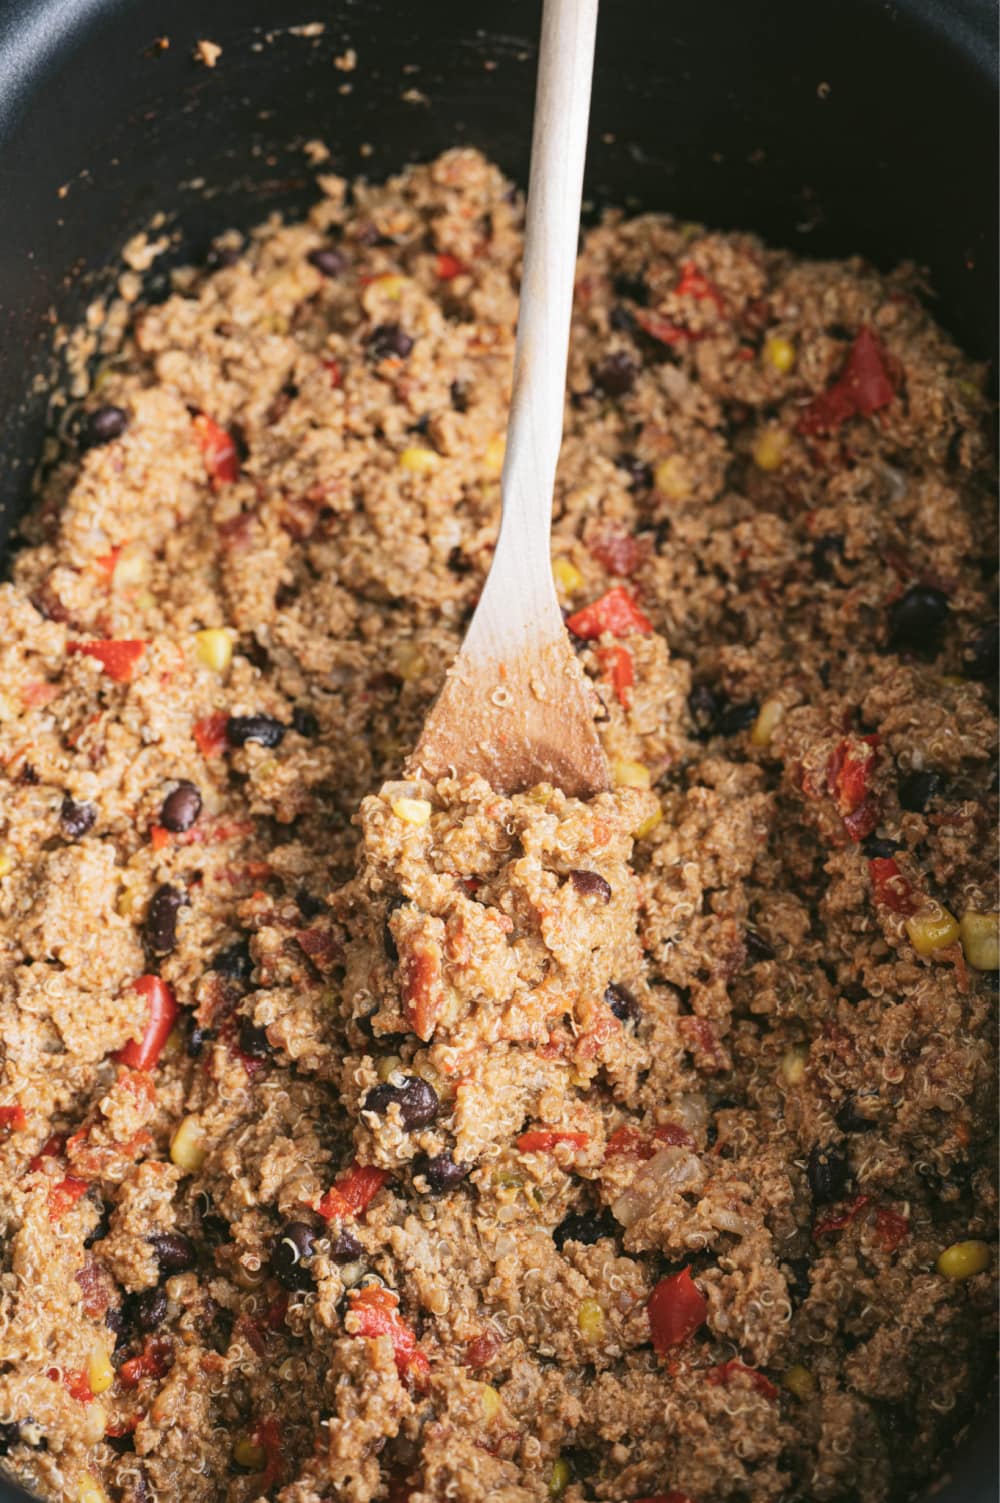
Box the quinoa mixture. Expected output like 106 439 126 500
0 149 996 1503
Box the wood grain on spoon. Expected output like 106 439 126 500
407 0 608 799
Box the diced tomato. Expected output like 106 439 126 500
264 1292 290 1332
826 735 879 816
94 546 122 584
676 261 725 313
868 858 917 916
20 679 59 708
652 1123 696 1149
604 1124 653 1160
0 1105 27 1134
48 1176 90 1220
566 586 653 641
647 1268 708 1354
874 1207 909 1253
255 1416 284 1488
317 1161 390 1222
435 253 466 281
67 639 147 683
192 413 241 485
30 1133 66 1172
322 357 343 388
193 711 229 758
635 310 701 346
813 1193 871 1239
119 1338 171 1388
465 1330 501 1368
399 935 445 1042
150 824 171 852
48 1367 93 1404
707 1359 778 1401
842 797 880 841
596 643 634 707
104 1416 139 1438
516 1129 589 1154
589 529 644 577
798 326 896 436
348 1284 429 1389
114 976 179 1072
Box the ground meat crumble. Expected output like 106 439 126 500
0 148 995 1503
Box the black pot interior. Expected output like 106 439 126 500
0 1 996 1499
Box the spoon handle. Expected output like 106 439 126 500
486 0 600 634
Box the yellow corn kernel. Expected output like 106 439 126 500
549 1457 571 1497
959 911 999 971
553 557 584 594
77 1478 110 1503
937 1239 990 1281
905 902 960 957
391 796 432 826
578 1298 605 1342
781 1045 808 1087
170 1115 207 1173
195 629 233 673
633 806 663 840
751 696 784 747
783 1364 817 1400
0 851 13 879
370 273 405 300
613 759 651 790
376 1054 403 1083
116 886 141 918
233 1436 267 1471
484 434 506 477
753 427 790 471
653 454 689 501
763 336 796 374
87 1341 114 1396
394 642 428 682
480 1383 502 1423
398 446 440 474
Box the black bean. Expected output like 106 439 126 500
20 763 38 785
419 1152 470 1193
60 796 97 840
212 938 253 983
159 780 202 832
307 246 347 277
743 928 774 963
0 1421 20 1456
296 888 326 919
145 883 185 956
272 1221 317 1290
592 350 637 397
83 1202 111 1249
105 1305 126 1345
569 869 612 903
132 1286 168 1332
187 1025 211 1057
812 533 845 580
292 706 320 738
836 1096 878 1134
605 982 641 1025
383 896 406 964
553 1208 619 1251
608 304 637 334
367 323 413 361
363 1076 440 1130
149 1231 197 1275
80 404 129 448
717 698 759 735
862 835 904 858
330 1229 364 1263
206 242 241 270
616 454 653 492
961 620 998 681
887 585 950 655
806 1143 850 1204
898 768 945 813
688 682 722 739
450 379 469 413
238 1018 272 1060
226 714 286 748
784 1257 811 1306
612 271 649 306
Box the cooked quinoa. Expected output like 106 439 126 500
0 148 996 1503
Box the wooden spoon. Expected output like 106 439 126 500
407 0 609 799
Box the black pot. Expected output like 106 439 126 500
0 1 995 1500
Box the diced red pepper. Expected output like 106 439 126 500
30 1133 66 1172
322 358 343 388
48 1176 90 1220
193 711 229 758
104 1416 139 1438
465 1330 502 1368
676 261 725 313
842 797 880 842
589 529 644 577
516 1129 589 1154
114 976 179 1072
874 1207 909 1253
435 253 466 281
635 310 701 346
67 639 147 684
596 643 634 707
0 1105 27 1134
707 1359 779 1401
566 586 653 641
604 1123 694 1161
647 1268 708 1354
192 414 240 485
826 735 879 816
48 1367 93 1404
348 1284 429 1389
652 1123 696 1149
255 1416 284 1488
94 546 122 584
150 824 171 852
797 326 896 436
399 934 445 1042
119 1338 171 1388
813 1194 871 1239
317 1161 390 1222
868 858 917 916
